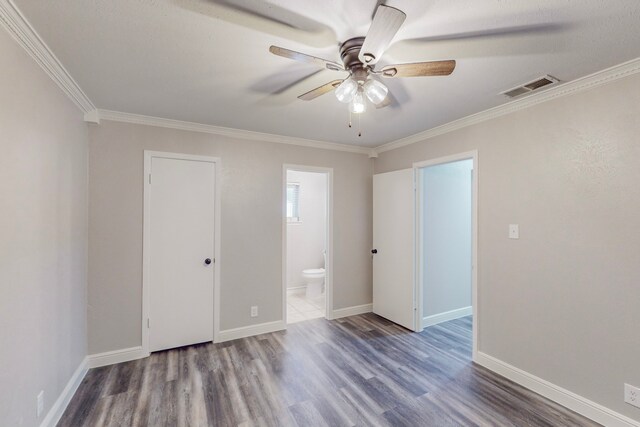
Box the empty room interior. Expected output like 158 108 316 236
2 1 640 426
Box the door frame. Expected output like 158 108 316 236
414 150 479 361
142 151 222 355
282 164 334 323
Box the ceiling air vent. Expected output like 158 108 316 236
501 75 559 99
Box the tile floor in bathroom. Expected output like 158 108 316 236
287 289 325 323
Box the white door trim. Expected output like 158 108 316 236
414 150 479 361
143 151 222 355
282 164 334 323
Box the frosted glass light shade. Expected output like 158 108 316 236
349 89 367 114
335 78 358 103
364 79 388 104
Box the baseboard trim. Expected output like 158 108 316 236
218 320 286 343
332 303 373 319
39 356 88 427
476 352 640 427
287 285 307 295
87 346 149 369
422 306 472 328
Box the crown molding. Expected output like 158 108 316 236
374 57 640 155
0 0 95 113
5 0 637 156
0 0 365 155
83 109 100 124
93 109 372 155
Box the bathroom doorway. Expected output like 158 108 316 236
283 165 332 324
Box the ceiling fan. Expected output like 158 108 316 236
269 4 456 114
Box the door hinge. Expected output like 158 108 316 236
147 318 150 328
148 173 152 184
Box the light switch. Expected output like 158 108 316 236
509 224 519 239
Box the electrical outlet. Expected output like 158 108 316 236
250 306 258 318
37 390 44 417
625 383 640 408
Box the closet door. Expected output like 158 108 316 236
148 155 215 352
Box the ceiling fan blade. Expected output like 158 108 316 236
386 23 567 60
380 60 456 78
177 0 336 48
253 70 331 107
298 80 343 101
212 0 326 32
270 46 344 72
359 5 406 65
251 68 323 95
401 23 565 44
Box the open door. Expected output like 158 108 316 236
372 168 416 331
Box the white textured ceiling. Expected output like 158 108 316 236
13 0 640 147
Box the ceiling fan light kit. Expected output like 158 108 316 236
335 78 358 103
335 76 388 107
350 88 367 114
363 79 388 105
269 4 457 136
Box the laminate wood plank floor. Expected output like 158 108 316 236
59 314 600 426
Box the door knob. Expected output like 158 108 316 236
204 258 212 265
371 249 377 254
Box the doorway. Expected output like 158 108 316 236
283 165 333 324
415 152 477 357
142 151 221 353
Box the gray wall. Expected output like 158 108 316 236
286 170 326 288
88 121 373 354
422 160 472 318
375 73 640 420
0 30 88 425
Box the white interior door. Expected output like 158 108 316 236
373 168 416 330
149 156 215 352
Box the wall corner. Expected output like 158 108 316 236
83 109 100 124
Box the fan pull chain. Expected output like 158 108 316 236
346 110 362 137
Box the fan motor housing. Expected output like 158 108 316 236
340 37 368 80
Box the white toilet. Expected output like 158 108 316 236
303 251 326 299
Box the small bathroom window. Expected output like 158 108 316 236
286 182 301 222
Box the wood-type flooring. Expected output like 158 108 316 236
59 314 599 426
